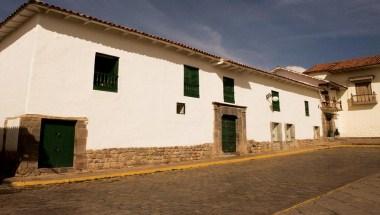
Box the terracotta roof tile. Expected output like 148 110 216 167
0 0 320 90
304 54 380 74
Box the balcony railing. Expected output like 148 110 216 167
350 93 377 105
93 72 118 92
321 100 342 112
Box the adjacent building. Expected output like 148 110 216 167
304 55 380 138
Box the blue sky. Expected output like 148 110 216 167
1 0 380 71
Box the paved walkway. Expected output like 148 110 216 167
277 173 380 215
1 147 380 215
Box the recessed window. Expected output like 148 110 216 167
93 53 119 92
355 81 372 95
285 124 295 142
304 101 310 116
223 77 235 103
176 102 185 114
270 122 282 142
314 126 320 139
271 91 280 112
184 65 199 98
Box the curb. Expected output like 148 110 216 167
6 144 380 187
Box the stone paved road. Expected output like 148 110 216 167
1 148 380 215
279 173 380 215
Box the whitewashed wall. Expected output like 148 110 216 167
272 69 322 87
3 14 322 150
0 16 39 151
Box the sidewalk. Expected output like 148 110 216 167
2 144 379 188
276 173 380 215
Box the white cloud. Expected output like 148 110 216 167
285 65 306 73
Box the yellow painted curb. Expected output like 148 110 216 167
9 144 380 187
272 173 377 215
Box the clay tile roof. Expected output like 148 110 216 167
304 54 380 74
0 0 320 91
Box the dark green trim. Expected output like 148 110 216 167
184 65 199 98
222 115 237 153
93 53 119 92
272 90 280 112
223 77 235 103
305 101 310 116
38 119 76 168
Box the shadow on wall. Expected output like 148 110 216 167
0 127 37 182
39 14 254 90
346 101 377 111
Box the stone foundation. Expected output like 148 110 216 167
86 144 213 170
247 139 324 154
86 139 328 170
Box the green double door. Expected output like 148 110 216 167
38 120 76 168
222 115 237 153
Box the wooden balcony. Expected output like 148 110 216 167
321 100 342 112
350 93 377 105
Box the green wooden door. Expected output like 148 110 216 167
222 115 236 153
38 120 76 168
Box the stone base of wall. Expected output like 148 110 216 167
86 140 327 170
86 144 213 170
247 139 324 154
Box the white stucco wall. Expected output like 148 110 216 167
273 69 322 87
324 68 380 137
0 16 39 150
4 13 322 150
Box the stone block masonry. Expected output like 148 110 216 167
247 139 324 154
86 144 213 170
86 139 326 170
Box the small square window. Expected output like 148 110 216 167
176 103 185 114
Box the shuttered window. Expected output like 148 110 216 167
272 90 280 112
355 82 372 95
184 65 199 98
93 53 119 92
305 101 310 116
223 77 235 103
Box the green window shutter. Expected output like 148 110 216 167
93 53 119 92
223 77 235 103
272 90 280 112
184 65 199 98
305 101 310 116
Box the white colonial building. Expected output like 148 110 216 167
304 55 380 138
1 1 323 174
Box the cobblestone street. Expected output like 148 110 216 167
1 147 380 215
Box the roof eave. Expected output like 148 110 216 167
0 1 319 91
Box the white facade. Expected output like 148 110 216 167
271 67 324 87
312 67 380 137
1 12 322 150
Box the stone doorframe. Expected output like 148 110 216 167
10 114 88 175
322 112 336 137
213 102 248 156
